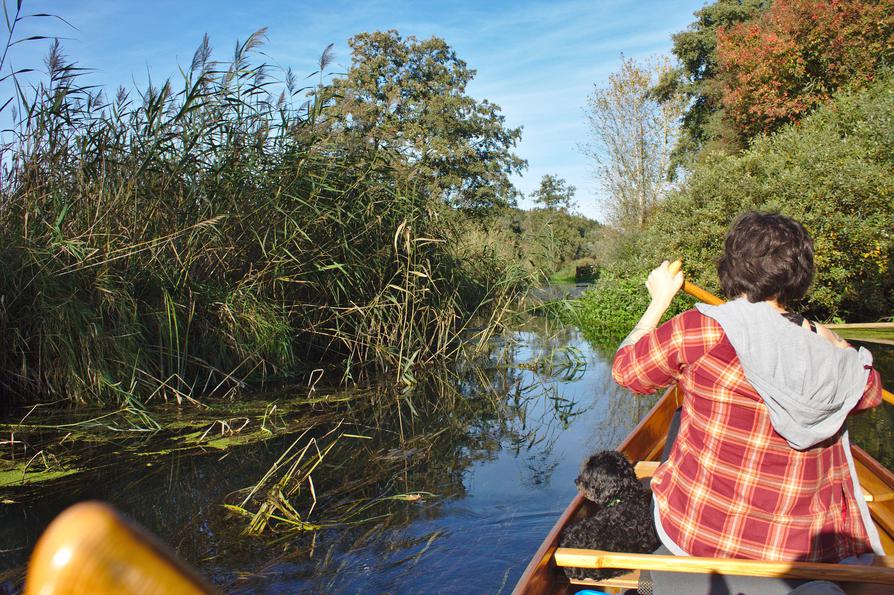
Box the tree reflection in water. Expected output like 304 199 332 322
0 317 699 593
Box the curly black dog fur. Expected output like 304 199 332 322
574 449 642 505
559 450 660 581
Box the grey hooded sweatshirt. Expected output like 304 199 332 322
695 298 873 450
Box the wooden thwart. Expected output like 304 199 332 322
553 549 894 585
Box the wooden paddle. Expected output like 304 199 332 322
553 548 894 584
669 260 894 407
25 501 217 595
667 259 723 306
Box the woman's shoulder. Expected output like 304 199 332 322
673 307 723 330
667 308 726 353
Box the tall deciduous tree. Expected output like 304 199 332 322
325 30 526 212
530 174 577 213
585 56 685 231
652 0 769 168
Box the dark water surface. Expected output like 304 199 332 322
1 319 892 594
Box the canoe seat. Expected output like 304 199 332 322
560 570 640 590
633 461 893 503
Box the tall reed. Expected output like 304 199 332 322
0 27 526 406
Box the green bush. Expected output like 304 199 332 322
465 207 603 279
644 73 894 321
559 269 689 354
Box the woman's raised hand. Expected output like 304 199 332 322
646 260 684 308
617 260 685 349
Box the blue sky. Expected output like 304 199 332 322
6 0 706 220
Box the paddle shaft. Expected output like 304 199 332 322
678 278 894 407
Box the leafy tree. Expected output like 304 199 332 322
461 206 601 276
644 73 894 321
530 174 577 212
584 56 685 231
326 30 526 212
652 0 769 168
716 0 894 141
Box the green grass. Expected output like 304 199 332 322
548 267 578 284
548 259 599 284
833 328 894 345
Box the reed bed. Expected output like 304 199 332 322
0 25 526 407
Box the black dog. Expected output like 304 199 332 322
558 450 660 581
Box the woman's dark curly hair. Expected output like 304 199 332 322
717 212 814 307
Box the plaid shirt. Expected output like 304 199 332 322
613 309 883 562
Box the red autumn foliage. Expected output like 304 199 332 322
716 0 894 140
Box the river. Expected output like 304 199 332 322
1 316 892 593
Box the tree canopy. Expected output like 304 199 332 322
655 0 894 165
652 0 769 168
530 174 577 213
716 0 894 141
326 30 526 212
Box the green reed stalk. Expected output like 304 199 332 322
0 24 528 407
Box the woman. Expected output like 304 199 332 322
613 213 883 591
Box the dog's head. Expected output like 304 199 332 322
575 450 641 505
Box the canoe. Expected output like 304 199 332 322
512 383 894 594
515 273 894 594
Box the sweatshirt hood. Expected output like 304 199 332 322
695 299 872 450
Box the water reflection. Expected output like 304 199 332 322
849 342 894 470
2 320 886 594
206 318 657 593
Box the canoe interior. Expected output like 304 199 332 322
512 385 894 594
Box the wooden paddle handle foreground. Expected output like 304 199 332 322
25 501 216 595
670 260 894 406
554 548 894 584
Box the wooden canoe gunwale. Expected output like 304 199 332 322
512 383 894 594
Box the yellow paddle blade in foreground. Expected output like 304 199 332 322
25 501 216 595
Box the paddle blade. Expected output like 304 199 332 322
25 501 216 595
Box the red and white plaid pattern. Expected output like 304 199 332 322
613 309 882 562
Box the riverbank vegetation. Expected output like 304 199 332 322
0 21 545 408
572 0 894 337
466 205 602 282
0 317 594 586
